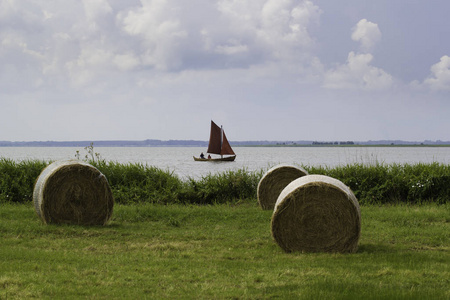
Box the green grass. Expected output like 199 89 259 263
309 162 450 204
0 158 47 203
1 158 450 205
1 203 448 299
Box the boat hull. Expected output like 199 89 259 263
193 155 236 162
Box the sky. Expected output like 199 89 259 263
1 0 449 142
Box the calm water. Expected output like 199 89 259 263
1 146 450 179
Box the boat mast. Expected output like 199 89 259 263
220 125 223 158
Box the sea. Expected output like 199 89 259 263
1 146 450 179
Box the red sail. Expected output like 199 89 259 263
207 121 222 155
207 120 235 156
220 131 235 155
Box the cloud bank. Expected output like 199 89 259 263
0 0 449 141
0 1 445 93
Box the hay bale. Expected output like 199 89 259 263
33 160 114 225
271 175 360 253
257 164 308 210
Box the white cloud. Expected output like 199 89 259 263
82 0 112 22
215 41 249 55
1 34 44 61
323 52 393 90
118 0 188 70
112 0 323 72
351 19 381 52
423 55 450 91
64 46 115 87
322 19 392 90
113 53 140 71
0 0 325 91
216 0 321 63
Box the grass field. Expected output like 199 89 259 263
1 203 448 299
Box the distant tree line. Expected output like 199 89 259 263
312 141 355 145
2 139 450 147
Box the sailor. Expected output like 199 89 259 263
200 152 205 159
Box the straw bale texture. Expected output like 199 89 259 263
33 160 114 225
271 175 361 253
257 164 308 210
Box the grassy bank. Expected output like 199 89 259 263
1 203 448 299
310 163 450 205
1 158 450 205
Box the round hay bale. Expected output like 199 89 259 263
271 175 360 253
33 160 114 225
257 164 308 210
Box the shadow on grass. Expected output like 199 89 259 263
357 243 396 254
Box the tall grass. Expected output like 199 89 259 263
308 162 450 204
93 162 262 204
0 158 47 203
1 158 449 205
91 161 184 204
179 168 263 204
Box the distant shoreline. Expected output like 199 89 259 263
241 144 450 148
1 139 450 147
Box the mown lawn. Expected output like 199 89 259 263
1 203 449 299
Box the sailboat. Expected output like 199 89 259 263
193 120 236 162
